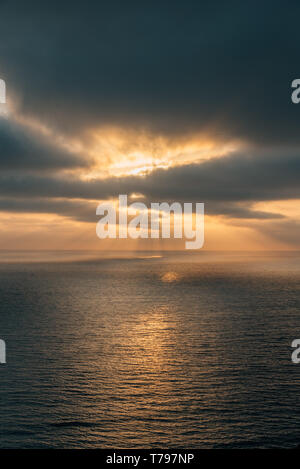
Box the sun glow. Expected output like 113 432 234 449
82 126 242 178
8 103 242 181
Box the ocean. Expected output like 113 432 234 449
0 251 299 448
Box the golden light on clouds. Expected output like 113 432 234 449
253 199 300 219
9 102 243 181
82 126 242 178
1 106 300 252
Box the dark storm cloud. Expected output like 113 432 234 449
0 148 297 220
0 149 299 203
0 1 299 142
0 197 96 222
0 196 284 222
0 117 90 171
206 202 284 220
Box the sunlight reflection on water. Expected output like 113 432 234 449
0 251 300 448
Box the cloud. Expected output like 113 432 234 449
0 148 299 202
0 117 90 171
0 197 96 222
0 147 297 220
206 202 284 220
0 196 284 222
0 1 299 143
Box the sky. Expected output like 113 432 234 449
0 0 300 250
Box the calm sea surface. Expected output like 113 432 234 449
0 251 300 448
